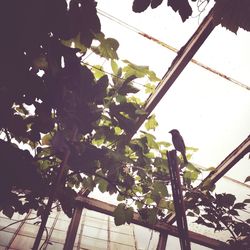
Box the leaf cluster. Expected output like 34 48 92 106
186 190 250 248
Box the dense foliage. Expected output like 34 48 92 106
0 0 249 248
0 0 180 221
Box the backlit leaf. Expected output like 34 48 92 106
145 114 158 130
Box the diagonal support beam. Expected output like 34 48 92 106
198 135 250 189
132 8 215 133
75 196 226 249
166 135 250 224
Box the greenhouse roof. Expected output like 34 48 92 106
0 0 250 249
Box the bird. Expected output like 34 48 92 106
169 129 188 164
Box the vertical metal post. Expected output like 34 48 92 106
157 232 168 250
63 188 90 250
63 205 84 250
167 150 191 250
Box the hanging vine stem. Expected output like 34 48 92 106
32 126 79 250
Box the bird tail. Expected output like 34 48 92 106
182 153 188 164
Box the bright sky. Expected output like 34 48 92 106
95 0 250 183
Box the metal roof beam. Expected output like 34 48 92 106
76 196 226 249
199 135 250 189
133 9 215 133
166 135 250 224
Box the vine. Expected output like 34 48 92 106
0 0 249 249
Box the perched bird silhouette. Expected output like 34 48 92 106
169 129 188 164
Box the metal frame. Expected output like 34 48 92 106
166 134 250 224
63 188 90 250
132 8 215 134
63 5 250 249
75 196 226 249
167 150 191 250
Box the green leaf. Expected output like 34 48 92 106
3 206 14 219
113 203 133 226
215 193 236 208
135 201 143 210
117 194 125 201
116 95 127 103
183 170 198 181
145 114 158 130
122 60 160 81
186 163 201 173
158 198 168 209
118 75 140 95
204 166 216 171
135 108 147 116
111 59 119 75
145 83 156 94
92 33 119 60
132 0 151 13
153 181 168 197
186 146 199 152
195 217 215 229
61 33 87 53
41 133 52 146
125 207 134 224
233 202 246 210
158 141 171 148
91 65 105 79
123 61 149 78
141 132 159 149
114 203 127 226
228 209 239 216
98 179 109 193
147 208 158 224
114 126 123 135
112 113 136 134
145 197 154 205
147 70 160 82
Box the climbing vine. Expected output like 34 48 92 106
0 0 249 248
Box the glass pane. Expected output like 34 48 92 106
54 219 70 231
109 222 133 235
10 235 35 249
0 218 20 233
0 230 14 247
80 236 107 250
82 225 108 240
46 242 64 250
134 225 159 250
50 229 67 244
110 242 136 250
83 217 108 230
11 213 27 221
19 223 40 237
85 210 109 221
110 231 135 245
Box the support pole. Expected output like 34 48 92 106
157 232 168 250
63 188 90 250
167 150 191 250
